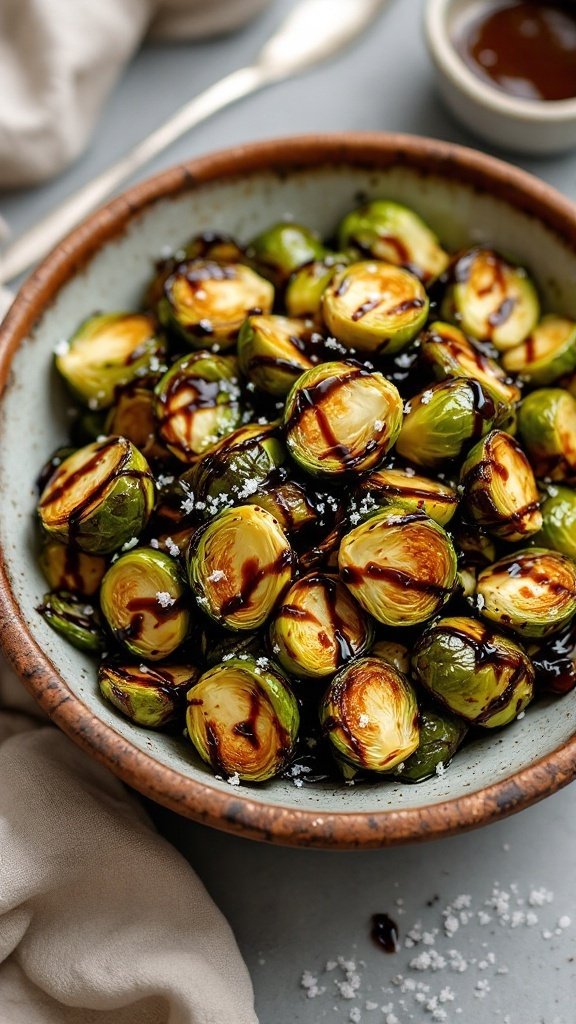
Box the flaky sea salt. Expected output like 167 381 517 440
121 536 139 551
226 772 240 787
156 591 175 608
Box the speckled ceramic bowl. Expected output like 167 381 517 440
1 134 575 849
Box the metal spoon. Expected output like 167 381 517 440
0 0 387 288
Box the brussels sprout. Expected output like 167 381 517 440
269 572 374 679
370 640 410 674
38 437 155 555
145 233 245 308
237 314 318 397
37 590 105 654
187 505 293 631
420 321 521 405
246 222 326 287
39 538 107 597
477 548 576 638
185 422 286 514
285 254 349 318
154 351 242 461
534 484 576 559
338 505 457 627
412 616 534 727
99 662 199 727
337 199 449 283
186 656 299 781
517 388 576 482
245 480 318 534
100 547 190 660
440 248 539 351
55 313 166 410
460 430 542 541
453 523 497 569
202 631 264 669
502 315 576 385
396 707 468 783
396 379 502 469
322 261 429 355
358 467 459 526
105 383 169 462
320 657 420 772
528 621 576 696
284 361 403 476
157 260 274 349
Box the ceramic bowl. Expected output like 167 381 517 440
425 0 576 155
1 134 575 849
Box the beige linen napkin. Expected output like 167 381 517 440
0 0 270 188
0 659 259 1024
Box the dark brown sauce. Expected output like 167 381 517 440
233 689 261 749
455 1 576 102
115 594 185 642
371 913 400 953
219 548 293 618
531 622 576 694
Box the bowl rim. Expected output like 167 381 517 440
1 131 576 849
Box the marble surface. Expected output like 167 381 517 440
2 0 575 1020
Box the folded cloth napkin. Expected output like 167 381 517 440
0 658 258 1024
0 0 270 188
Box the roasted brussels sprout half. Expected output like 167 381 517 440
187 505 293 631
337 199 449 283
99 662 199 727
396 379 502 469
157 259 274 349
370 640 410 675
285 254 349 318
247 221 326 286
535 484 576 560
517 388 576 482
55 313 166 410
453 522 497 569
269 573 374 680
186 656 299 781
144 233 245 308
420 321 521 405
320 657 419 772
37 590 105 654
477 548 576 638
460 430 542 541
245 480 318 534
186 422 286 513
440 247 539 351
396 707 468 783
322 261 429 355
412 616 534 727
154 351 242 461
39 539 107 597
38 437 155 555
100 547 190 660
338 505 457 627
502 315 576 384
237 314 318 396
284 361 403 476
358 467 459 526
528 622 576 696
105 384 168 462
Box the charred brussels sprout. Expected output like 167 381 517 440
247 222 326 287
144 233 245 308
237 315 318 396
99 662 199 727
38 437 155 555
460 430 542 541
285 254 349 318
320 657 420 772
100 547 190 660
269 573 374 679
396 379 502 469
284 361 403 476
185 422 286 514
39 539 107 597
370 640 410 675
535 485 576 559
412 616 534 727
338 505 457 627
440 248 539 351
37 591 105 654
157 260 274 349
358 467 459 526
187 505 293 631
477 548 576 638
502 315 576 384
337 199 449 283
55 313 166 410
517 388 576 482
420 321 521 405
245 480 318 534
322 261 429 355
186 656 299 781
154 351 242 461
106 384 168 462
396 707 468 783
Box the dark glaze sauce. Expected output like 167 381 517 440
531 622 576 694
233 689 261 749
219 547 293 618
371 913 400 954
115 594 185 643
455 1 576 102
157 367 236 455
280 574 360 667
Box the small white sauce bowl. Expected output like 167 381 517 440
425 0 576 154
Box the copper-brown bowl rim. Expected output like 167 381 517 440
1 132 576 849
